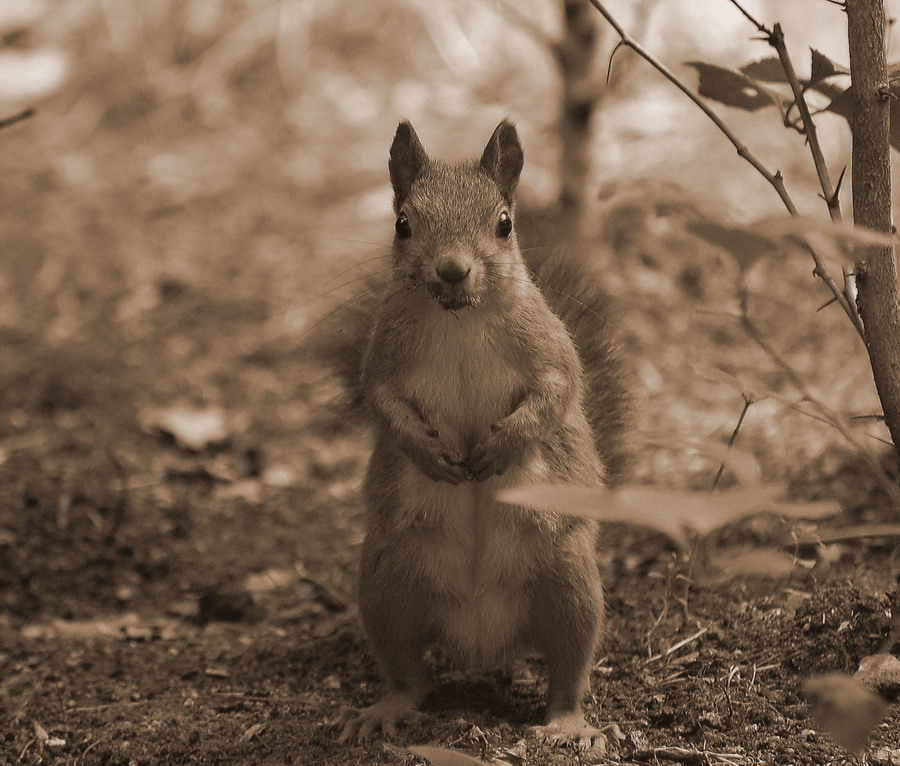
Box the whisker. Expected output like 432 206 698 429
294 282 389 343
298 266 399 311
324 238 393 251
314 253 394 292
483 268 604 320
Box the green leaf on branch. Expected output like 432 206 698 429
687 214 895 275
809 49 849 84
686 219 778 272
699 547 796 586
740 57 788 83
496 484 840 552
687 61 775 110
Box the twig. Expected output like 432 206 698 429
585 0 797 214
632 745 747 764
768 24 842 222
739 290 900 504
726 0 769 33
713 396 753 489
0 108 34 131
731 8 864 336
645 626 709 664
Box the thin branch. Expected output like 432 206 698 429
585 0 797 214
726 0 770 34
0 108 34 130
739 290 900 504
713 396 753 490
768 24 842 222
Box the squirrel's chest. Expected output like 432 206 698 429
403 313 522 441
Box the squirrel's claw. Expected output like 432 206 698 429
528 714 608 753
339 693 421 744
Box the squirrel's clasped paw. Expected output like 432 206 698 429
406 430 468 484
469 424 525 482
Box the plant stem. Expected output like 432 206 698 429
847 0 900 469
713 396 753 490
0 108 34 130
768 24 841 222
739 291 900 503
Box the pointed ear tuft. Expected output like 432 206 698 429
389 121 428 211
479 120 524 202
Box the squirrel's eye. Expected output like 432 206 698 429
395 213 412 240
496 210 512 238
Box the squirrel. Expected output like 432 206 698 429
324 120 630 747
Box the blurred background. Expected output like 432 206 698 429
1 0 892 474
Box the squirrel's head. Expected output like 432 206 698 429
388 120 525 311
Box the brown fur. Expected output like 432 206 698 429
332 121 629 745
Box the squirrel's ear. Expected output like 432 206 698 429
389 121 428 211
479 120 524 202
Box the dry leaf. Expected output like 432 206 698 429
700 547 796 586
142 405 229 451
240 722 267 742
409 745 489 766
803 673 888 752
497 483 836 550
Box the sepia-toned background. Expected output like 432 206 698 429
3 1 900 763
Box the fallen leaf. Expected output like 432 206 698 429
409 745 490 765
142 405 230 451
240 722 267 742
803 673 888 752
700 547 796 586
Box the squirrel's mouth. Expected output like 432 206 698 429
426 282 480 310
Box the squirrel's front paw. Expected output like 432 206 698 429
469 423 526 482
406 430 468 484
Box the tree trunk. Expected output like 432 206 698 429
847 0 900 465
556 0 600 226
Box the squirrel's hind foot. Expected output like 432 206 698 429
339 692 423 744
528 713 608 752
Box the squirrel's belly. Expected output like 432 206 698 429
396 456 553 666
403 314 523 444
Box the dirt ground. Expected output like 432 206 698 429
4 9 900 765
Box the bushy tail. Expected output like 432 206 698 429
524 242 631 485
308 233 631 484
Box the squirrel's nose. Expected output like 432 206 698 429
435 257 472 284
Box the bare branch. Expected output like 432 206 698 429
0 108 34 131
586 0 797 214
739 290 900 503
712 396 753 490
768 25 842 222
726 0 771 34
